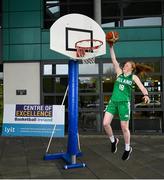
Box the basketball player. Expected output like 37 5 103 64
103 42 150 160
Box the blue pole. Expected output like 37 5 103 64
44 59 85 169
67 60 79 155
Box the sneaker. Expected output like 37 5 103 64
111 138 119 153
122 147 132 160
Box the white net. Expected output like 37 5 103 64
75 39 103 64
76 47 96 64
82 58 95 64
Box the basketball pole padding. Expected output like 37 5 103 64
44 60 86 169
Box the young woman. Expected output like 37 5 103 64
103 43 150 161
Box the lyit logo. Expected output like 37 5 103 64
5 127 15 133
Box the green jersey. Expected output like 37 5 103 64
111 73 133 102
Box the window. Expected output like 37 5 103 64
44 64 53 75
0 0 2 61
56 64 68 75
123 1 162 17
132 60 162 132
79 95 99 110
124 17 162 27
44 95 68 107
43 64 68 75
44 0 163 28
44 1 60 29
123 1 162 27
0 79 3 124
42 58 163 133
103 63 115 75
134 94 162 109
44 0 94 29
43 77 68 93
79 63 99 74
79 111 100 131
0 0 2 124
102 1 120 27
101 0 163 27
103 63 116 93
133 111 162 132
79 77 99 93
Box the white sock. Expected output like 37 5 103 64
109 135 115 143
125 144 130 151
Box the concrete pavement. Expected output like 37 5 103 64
0 134 164 179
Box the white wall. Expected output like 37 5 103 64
4 62 40 104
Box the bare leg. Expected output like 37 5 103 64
103 112 119 153
121 121 132 160
103 112 114 137
120 121 130 145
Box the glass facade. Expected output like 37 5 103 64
42 0 164 134
44 0 94 29
44 0 164 28
43 0 164 132
0 0 2 125
0 0 2 60
2 0 164 134
42 59 163 133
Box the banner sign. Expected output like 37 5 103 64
2 104 65 137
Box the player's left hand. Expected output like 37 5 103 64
143 95 150 104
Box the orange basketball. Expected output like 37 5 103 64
106 31 119 43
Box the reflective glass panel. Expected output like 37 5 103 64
79 77 99 93
134 94 161 109
43 77 55 93
103 63 115 75
103 63 116 92
123 1 162 16
79 95 99 109
79 64 98 74
56 64 68 75
102 1 120 16
43 77 68 93
44 0 93 29
55 77 68 93
102 76 115 93
44 96 68 108
103 95 112 108
142 62 160 73
133 111 162 132
0 79 3 122
79 111 100 131
135 75 162 92
124 17 162 27
44 64 52 75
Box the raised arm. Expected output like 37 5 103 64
133 74 150 103
109 45 122 76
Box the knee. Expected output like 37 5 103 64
103 113 113 128
121 123 129 133
103 118 111 129
103 120 108 128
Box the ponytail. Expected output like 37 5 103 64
135 63 153 77
126 61 153 77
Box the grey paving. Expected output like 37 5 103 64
0 135 164 179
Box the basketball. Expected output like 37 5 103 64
106 31 119 44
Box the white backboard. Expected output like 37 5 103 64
50 13 106 60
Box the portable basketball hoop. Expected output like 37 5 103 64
75 39 103 64
46 13 106 170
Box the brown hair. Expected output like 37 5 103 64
126 60 153 77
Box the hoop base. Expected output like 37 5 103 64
44 152 85 169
